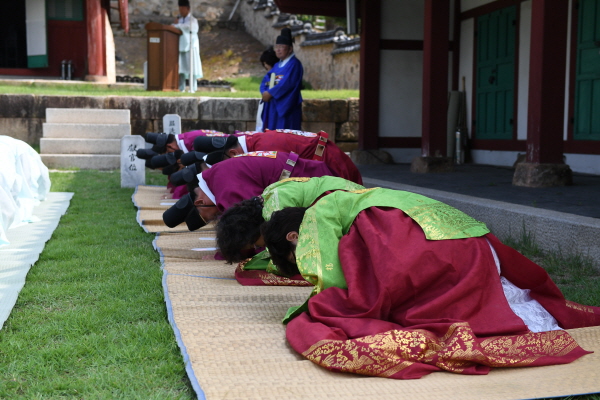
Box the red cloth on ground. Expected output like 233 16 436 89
286 207 599 379
247 130 363 184
234 265 312 286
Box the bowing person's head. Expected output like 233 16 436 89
216 197 266 263
260 207 307 277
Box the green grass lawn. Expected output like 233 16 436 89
0 169 598 399
0 77 359 100
0 170 194 399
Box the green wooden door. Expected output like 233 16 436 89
475 6 516 139
574 0 600 141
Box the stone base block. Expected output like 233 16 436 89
40 138 121 154
351 149 393 165
41 154 120 170
410 156 454 173
46 108 130 124
513 162 573 187
336 141 359 153
43 123 130 139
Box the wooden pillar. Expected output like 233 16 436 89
358 0 381 150
86 0 107 81
526 0 568 164
411 0 452 172
513 0 572 187
421 0 449 157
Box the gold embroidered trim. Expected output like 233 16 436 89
349 188 380 194
278 177 310 183
301 322 581 377
566 300 596 313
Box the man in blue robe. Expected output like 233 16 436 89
260 28 303 130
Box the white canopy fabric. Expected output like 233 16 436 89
0 136 51 245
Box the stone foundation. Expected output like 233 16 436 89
513 162 573 187
410 156 454 173
351 150 393 165
0 94 359 148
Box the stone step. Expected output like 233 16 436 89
46 108 130 124
41 154 120 170
43 123 131 139
40 138 121 155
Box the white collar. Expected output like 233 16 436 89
197 173 216 204
279 53 295 68
238 135 248 153
175 134 188 153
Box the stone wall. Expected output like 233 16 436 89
0 94 359 152
116 0 361 89
122 0 241 31
237 1 360 90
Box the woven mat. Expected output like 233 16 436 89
154 231 600 400
132 185 184 233
132 185 175 210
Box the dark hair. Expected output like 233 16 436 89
166 133 176 145
216 197 265 263
260 46 279 68
260 207 306 277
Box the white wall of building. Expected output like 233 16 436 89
517 1 532 141
461 0 495 12
381 0 423 40
379 50 423 139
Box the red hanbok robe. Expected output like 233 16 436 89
200 151 334 212
244 130 362 184
286 207 600 379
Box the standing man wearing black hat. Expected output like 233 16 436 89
260 27 304 131
173 0 203 93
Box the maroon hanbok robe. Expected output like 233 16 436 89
200 151 334 212
245 130 362 184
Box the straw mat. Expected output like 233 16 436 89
132 185 186 232
155 229 600 400
132 185 175 210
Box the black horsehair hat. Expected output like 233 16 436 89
170 164 199 186
178 0 190 7
180 151 207 166
136 148 159 160
162 192 205 231
276 27 294 46
150 150 183 169
193 135 238 153
145 132 172 153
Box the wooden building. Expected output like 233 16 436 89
0 0 128 82
275 0 600 184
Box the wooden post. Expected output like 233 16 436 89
358 0 381 150
421 0 450 157
525 0 568 164
513 0 572 187
85 0 106 81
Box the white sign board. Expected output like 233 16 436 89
163 114 182 136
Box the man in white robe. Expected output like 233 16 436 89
173 0 203 93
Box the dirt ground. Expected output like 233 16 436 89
114 25 267 81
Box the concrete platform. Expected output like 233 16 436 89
46 108 130 124
41 154 120 170
358 163 600 266
40 138 121 154
42 123 130 139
